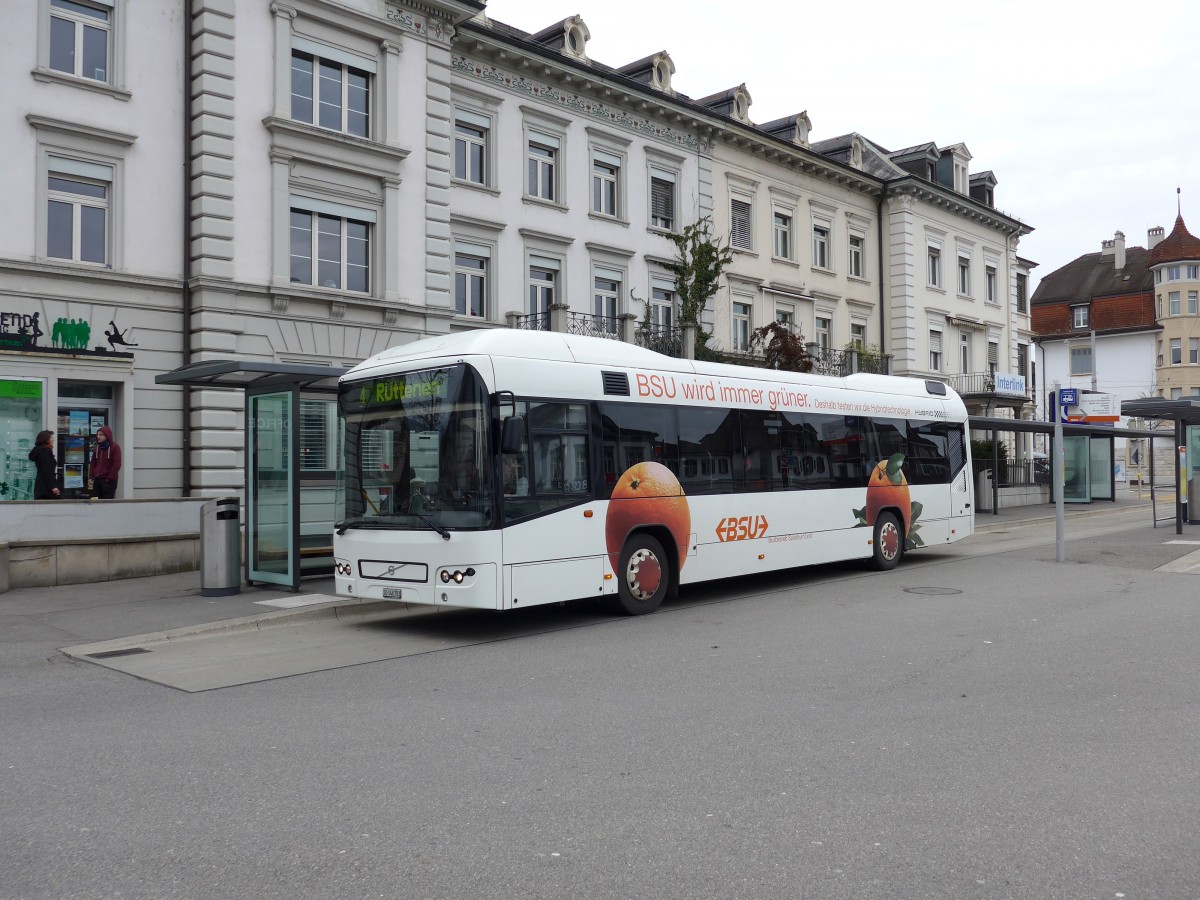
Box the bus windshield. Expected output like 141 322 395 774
337 363 494 531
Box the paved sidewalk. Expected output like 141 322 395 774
0 489 1174 653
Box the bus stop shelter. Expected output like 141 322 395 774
1120 398 1200 534
968 414 1162 516
156 360 348 591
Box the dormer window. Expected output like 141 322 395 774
1072 305 1090 329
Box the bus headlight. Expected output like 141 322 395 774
439 567 476 584
335 561 352 576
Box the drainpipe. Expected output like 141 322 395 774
181 0 193 497
876 186 888 364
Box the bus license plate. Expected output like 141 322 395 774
382 588 404 600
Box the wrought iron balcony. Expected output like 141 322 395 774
566 311 621 340
635 324 683 358
807 347 892 377
511 311 550 331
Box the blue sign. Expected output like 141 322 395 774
1059 388 1078 406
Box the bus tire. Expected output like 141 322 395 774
871 511 904 570
614 533 670 615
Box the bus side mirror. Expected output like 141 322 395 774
501 416 525 454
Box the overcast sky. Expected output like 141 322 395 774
484 0 1200 290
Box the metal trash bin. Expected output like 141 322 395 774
976 469 993 511
1189 477 1200 525
200 497 241 596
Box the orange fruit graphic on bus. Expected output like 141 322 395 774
865 453 911 533
605 461 691 575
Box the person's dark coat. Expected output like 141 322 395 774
90 425 122 499
28 445 58 500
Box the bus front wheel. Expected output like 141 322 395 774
871 511 904 570
615 533 670 615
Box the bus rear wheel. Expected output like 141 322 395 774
871 511 904 570
614 533 670 615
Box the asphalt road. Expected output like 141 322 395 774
3 514 1199 899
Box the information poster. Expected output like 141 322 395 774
63 436 86 489
68 410 89 436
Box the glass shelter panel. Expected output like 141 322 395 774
248 391 294 585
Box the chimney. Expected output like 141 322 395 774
1113 230 1125 269
1148 225 1165 249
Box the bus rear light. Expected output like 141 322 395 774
583 510 593 518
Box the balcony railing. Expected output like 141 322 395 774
511 311 550 331
807 347 893 377
635 324 683 358
566 311 621 340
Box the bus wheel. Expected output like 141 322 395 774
615 533 670 615
871 511 904 570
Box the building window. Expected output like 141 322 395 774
1016 272 1028 313
849 234 864 278
528 263 556 329
730 198 752 250
1155 270 1162 285
815 315 831 352
454 252 487 318
527 135 557 202
47 163 110 264
289 208 370 292
1190 337 1199 364
49 0 111 82
958 255 971 296
928 248 941 287
812 225 829 269
1171 388 1184 400
1170 291 1181 316
1157 340 1164 367
591 151 621 217
1168 265 1180 280
650 286 675 330
732 302 751 352
987 340 999 379
850 321 866 348
1171 338 1182 365
1016 342 1028 379
1190 291 1198 315
1157 294 1163 318
291 51 370 138
929 329 942 371
1072 305 1089 329
959 332 971 373
985 265 997 303
776 306 794 329
454 114 489 185
593 274 620 333
1070 346 1092 375
649 169 675 231
773 211 792 259
1188 265 1199 279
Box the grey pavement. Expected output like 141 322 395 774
0 489 1171 657
4 492 1200 899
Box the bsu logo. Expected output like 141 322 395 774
715 515 769 542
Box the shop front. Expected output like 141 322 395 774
0 311 135 502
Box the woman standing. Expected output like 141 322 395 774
90 425 122 499
28 430 60 499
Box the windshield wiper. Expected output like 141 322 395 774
415 512 451 541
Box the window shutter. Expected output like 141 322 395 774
988 342 999 366
650 178 673 220
929 330 943 353
730 199 751 248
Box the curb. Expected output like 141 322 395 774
973 502 1154 533
60 597 429 659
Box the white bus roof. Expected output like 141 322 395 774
345 329 962 404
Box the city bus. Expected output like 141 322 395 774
333 330 973 615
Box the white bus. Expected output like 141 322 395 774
334 330 973 615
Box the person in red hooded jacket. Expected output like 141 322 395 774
90 425 122 499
